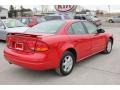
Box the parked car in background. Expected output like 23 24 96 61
108 16 120 23
0 19 29 40
74 15 102 26
44 14 72 21
17 16 46 27
4 20 113 76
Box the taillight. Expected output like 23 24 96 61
35 41 49 52
27 40 36 51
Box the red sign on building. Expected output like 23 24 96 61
55 5 76 12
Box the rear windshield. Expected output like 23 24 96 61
25 21 65 34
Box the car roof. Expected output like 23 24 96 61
45 14 67 16
1 18 17 22
39 19 87 24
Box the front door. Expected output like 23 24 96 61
83 21 106 54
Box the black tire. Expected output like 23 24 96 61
55 51 75 76
102 39 113 54
109 19 114 23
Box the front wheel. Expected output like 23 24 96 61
102 39 113 54
55 51 75 76
109 19 114 23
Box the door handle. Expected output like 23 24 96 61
93 34 99 36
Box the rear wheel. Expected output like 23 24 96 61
55 51 75 76
102 39 113 54
109 19 114 23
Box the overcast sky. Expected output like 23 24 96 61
2 5 120 13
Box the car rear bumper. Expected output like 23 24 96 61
4 47 57 70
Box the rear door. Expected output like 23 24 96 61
67 21 91 61
83 21 106 54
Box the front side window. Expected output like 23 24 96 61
25 21 65 34
83 21 97 34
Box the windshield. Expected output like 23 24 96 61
37 17 46 23
21 18 29 24
25 21 65 34
3 19 25 28
86 16 96 19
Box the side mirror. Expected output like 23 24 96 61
97 29 105 33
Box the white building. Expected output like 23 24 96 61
0 7 8 19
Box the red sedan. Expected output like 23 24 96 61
17 16 46 27
4 20 113 76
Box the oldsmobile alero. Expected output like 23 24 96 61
4 20 113 76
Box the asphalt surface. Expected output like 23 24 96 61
0 22 120 85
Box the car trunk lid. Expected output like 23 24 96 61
6 33 39 53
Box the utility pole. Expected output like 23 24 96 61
108 5 111 17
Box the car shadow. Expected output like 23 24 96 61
0 40 6 43
10 67 61 78
9 53 103 78
1 52 113 85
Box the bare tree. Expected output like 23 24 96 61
40 5 49 14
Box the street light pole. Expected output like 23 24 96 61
108 5 111 17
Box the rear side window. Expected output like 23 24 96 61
72 22 86 34
68 22 87 35
68 26 74 34
45 16 62 21
25 21 65 34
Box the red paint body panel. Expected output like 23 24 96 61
18 16 43 27
4 47 57 70
27 16 38 27
4 20 113 70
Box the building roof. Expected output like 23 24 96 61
0 6 8 11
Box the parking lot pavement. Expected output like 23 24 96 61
99 16 120 28
102 22 120 28
0 24 120 85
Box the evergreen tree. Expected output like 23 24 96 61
8 5 15 18
20 5 24 17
